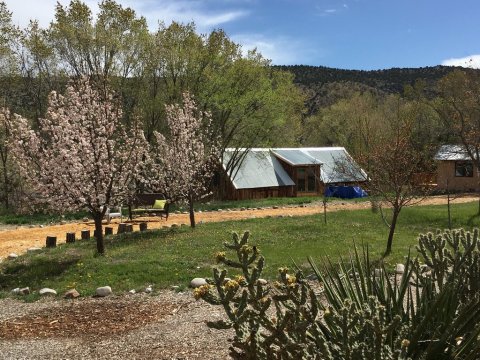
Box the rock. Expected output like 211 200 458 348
145 286 153 293
240 207 246 211
197 210 202 213
217 209 223 212
129 289 136 294
181 211 188 215
64 289 80 299
27 247 42 253
257 278 268 285
8 253 18 260
170 223 179 228
83 217 89 222
171 285 180 291
60 220 67 225
273 206 279 209
395 263 405 274
96 286 112 297
39 288 57 296
11 288 20 295
19 287 30 295
39 224 44 228
190 278 207 288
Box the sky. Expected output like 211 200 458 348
3 0 480 70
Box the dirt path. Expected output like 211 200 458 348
0 195 477 259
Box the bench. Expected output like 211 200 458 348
128 193 169 221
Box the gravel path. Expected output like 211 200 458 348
0 194 476 259
0 291 232 359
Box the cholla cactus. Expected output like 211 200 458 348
416 228 480 300
196 231 322 358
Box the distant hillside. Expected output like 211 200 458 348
274 65 475 115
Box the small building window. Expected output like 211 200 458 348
296 167 317 192
455 161 473 177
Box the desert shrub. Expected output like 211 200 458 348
195 230 480 359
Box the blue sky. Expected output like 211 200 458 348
4 0 480 70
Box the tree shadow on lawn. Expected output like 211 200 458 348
0 254 80 290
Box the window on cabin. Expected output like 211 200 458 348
296 167 316 192
455 161 473 177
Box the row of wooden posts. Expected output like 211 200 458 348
45 222 149 248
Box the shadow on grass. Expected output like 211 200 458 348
466 213 480 227
0 255 80 290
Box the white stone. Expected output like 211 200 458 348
27 247 42 253
190 278 207 288
39 288 57 296
145 286 153 293
257 279 268 286
11 288 20 294
8 253 18 259
395 264 405 274
95 286 112 297
19 287 30 295
129 289 136 294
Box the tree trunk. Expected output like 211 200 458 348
478 195 480 216
384 207 401 257
323 199 327 224
94 214 105 255
189 195 195 228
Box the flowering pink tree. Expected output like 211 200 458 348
151 92 219 228
8 77 148 254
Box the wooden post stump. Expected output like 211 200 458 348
66 232 75 244
105 227 113 236
117 223 127 234
46 235 57 248
81 229 90 240
125 224 134 233
139 222 148 232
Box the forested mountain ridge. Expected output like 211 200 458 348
274 65 480 115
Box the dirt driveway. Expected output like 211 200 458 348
0 195 477 259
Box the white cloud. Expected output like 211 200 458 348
232 33 325 65
442 55 480 69
4 0 99 28
3 0 247 32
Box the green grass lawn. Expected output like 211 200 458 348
1 201 479 300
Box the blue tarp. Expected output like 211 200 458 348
324 186 368 199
